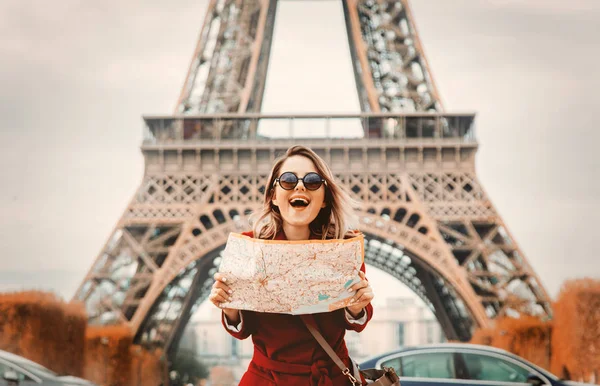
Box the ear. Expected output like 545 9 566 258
321 201 326 209
271 191 278 207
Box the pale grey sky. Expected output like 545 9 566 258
1 0 599 305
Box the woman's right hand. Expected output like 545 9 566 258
209 272 240 324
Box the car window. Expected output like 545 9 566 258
379 356 402 375
460 353 530 383
0 361 33 382
382 352 455 379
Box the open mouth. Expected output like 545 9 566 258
289 198 310 208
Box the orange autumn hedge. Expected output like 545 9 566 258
0 291 166 386
85 325 133 385
85 325 165 386
0 291 87 376
551 278 600 382
470 316 552 370
130 345 166 386
471 278 600 383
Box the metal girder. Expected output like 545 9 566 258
175 0 277 114
343 0 444 112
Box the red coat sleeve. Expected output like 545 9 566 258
221 310 255 340
343 262 374 332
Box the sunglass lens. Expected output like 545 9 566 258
304 173 323 190
279 172 298 190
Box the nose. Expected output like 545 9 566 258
295 179 306 191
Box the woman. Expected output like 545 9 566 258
209 145 375 385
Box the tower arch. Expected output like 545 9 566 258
131 209 490 356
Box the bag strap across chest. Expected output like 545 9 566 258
300 316 400 386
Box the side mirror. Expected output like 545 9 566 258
526 373 545 386
3 370 19 384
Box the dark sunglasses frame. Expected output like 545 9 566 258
273 171 327 191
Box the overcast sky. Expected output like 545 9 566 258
1 0 599 308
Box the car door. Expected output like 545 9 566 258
378 350 458 386
457 351 552 385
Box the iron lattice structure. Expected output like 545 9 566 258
74 0 551 357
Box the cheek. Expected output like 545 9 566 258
274 188 290 205
313 190 326 209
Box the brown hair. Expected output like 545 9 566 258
249 145 361 240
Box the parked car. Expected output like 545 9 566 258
359 343 592 386
0 350 97 386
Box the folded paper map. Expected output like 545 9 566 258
217 232 365 314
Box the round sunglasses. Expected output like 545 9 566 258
274 172 327 191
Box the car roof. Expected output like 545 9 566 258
59 375 97 385
0 349 58 376
0 349 42 366
360 342 515 363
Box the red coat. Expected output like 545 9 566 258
221 230 374 386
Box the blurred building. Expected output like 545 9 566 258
179 323 199 355
346 297 444 362
182 296 443 375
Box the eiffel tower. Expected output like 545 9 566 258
74 0 552 358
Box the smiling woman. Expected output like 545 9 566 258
207 145 376 386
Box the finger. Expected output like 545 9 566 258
351 300 371 311
355 290 374 305
213 281 232 294
208 291 219 305
350 298 372 310
214 293 230 305
214 288 233 302
208 293 221 307
213 272 229 283
358 270 366 279
348 279 368 292
350 288 373 304
210 289 231 305
349 288 366 303
357 290 374 303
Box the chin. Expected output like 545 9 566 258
282 214 317 227
283 218 313 227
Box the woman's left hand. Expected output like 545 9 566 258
346 270 374 318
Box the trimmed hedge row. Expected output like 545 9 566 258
0 291 86 376
551 279 600 382
471 278 600 384
0 291 165 386
470 316 552 369
84 325 165 386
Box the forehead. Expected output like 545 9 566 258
279 155 318 175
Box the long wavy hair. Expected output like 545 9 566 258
249 145 361 240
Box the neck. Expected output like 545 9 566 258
282 223 311 240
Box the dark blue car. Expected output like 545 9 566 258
359 343 592 386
